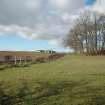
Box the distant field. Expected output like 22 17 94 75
0 55 105 105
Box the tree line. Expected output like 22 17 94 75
65 11 105 55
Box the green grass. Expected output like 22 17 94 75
0 55 105 105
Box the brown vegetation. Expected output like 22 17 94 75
0 51 65 65
65 11 105 55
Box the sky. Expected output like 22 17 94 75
0 0 103 52
85 0 96 5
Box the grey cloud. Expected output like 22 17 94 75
91 0 105 14
0 0 85 44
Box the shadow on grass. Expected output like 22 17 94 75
0 80 105 105
0 64 30 71
30 81 105 105
0 82 28 105
0 65 11 71
0 80 84 105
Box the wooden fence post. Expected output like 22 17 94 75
14 56 17 65
24 56 27 65
19 57 22 65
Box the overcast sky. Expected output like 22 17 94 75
0 0 103 52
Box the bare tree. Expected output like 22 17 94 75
65 11 105 55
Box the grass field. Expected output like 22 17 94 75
0 55 105 105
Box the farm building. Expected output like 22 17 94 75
0 51 50 64
36 50 56 54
